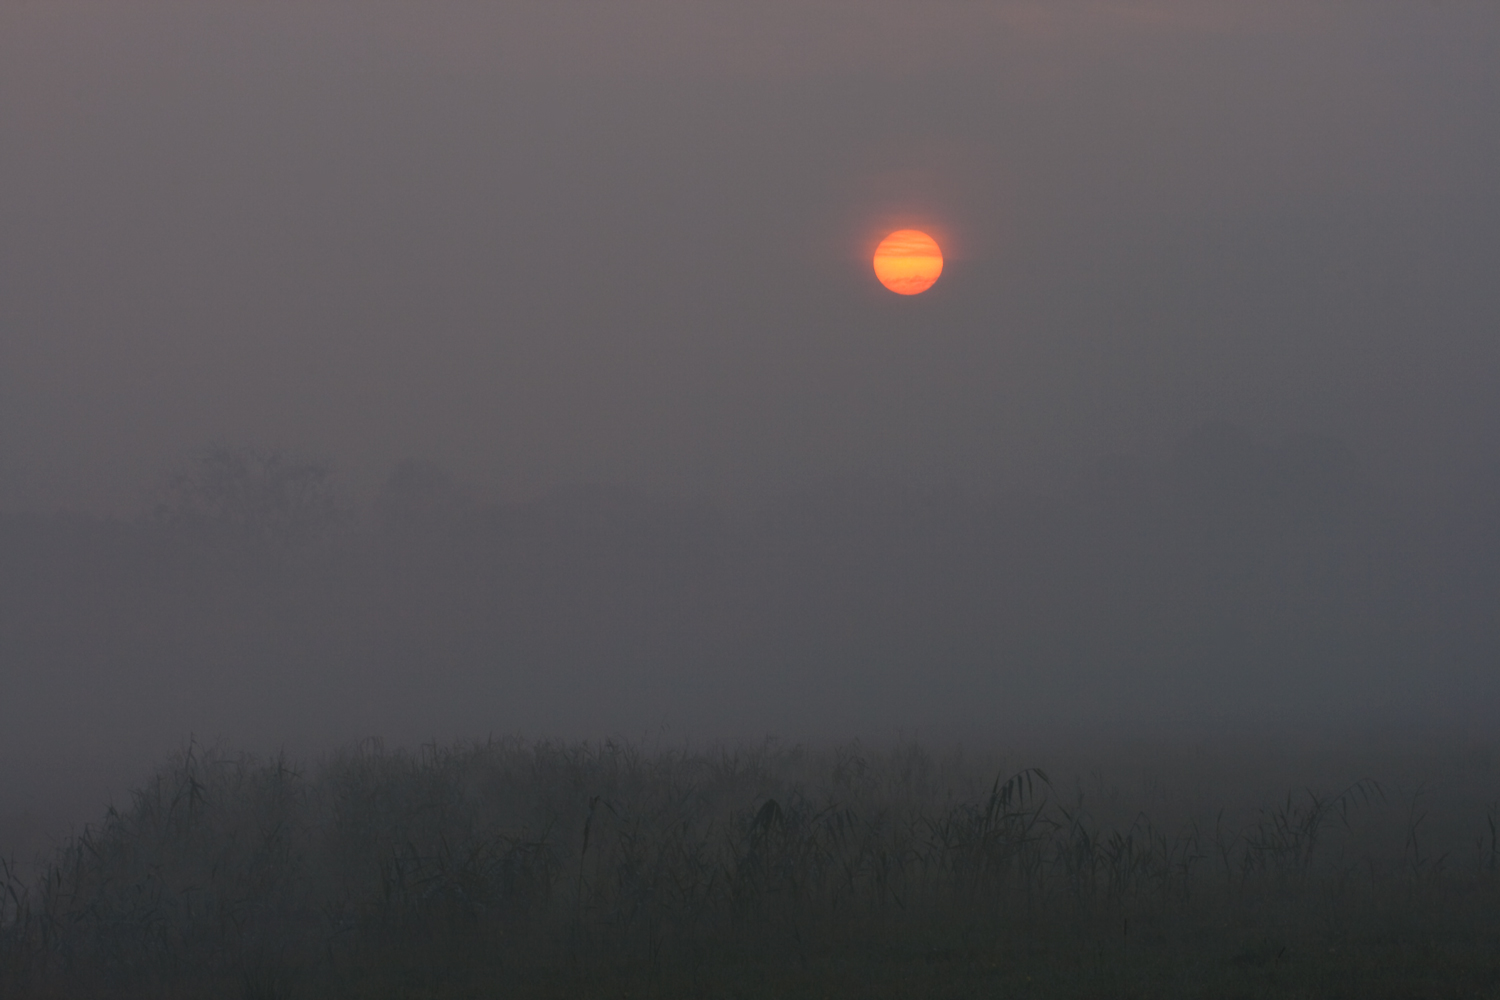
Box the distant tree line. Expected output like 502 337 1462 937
0 424 1495 747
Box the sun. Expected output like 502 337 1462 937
873 229 943 295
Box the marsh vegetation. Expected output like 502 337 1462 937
4 737 1498 999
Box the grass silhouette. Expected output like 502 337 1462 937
3 737 1498 998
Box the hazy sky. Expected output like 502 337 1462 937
6 3 1500 868
3 0 1497 512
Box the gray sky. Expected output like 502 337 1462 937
4 0 1498 511
4 2 1500 861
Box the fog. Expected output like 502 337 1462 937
2 1 1499 861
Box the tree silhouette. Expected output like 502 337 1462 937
159 446 340 546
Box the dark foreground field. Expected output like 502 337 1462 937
3 739 1499 999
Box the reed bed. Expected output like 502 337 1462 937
3 738 1498 999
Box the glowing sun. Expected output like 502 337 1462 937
873 229 943 295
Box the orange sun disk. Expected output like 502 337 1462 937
873 230 943 295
